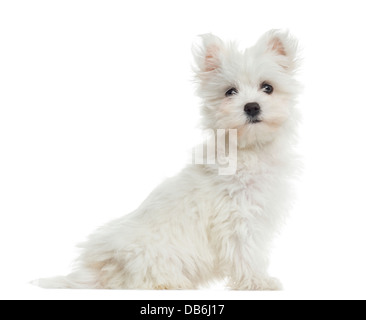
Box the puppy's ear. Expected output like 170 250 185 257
193 33 225 74
255 29 299 71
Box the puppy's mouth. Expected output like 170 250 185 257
247 118 262 124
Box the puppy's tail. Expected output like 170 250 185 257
32 271 98 289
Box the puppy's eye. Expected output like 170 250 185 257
225 88 238 97
261 82 274 95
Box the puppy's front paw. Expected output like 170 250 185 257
229 276 282 291
264 277 282 291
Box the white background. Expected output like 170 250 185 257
1 0 366 300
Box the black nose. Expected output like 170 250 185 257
244 102 261 117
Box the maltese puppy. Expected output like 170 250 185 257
37 29 300 290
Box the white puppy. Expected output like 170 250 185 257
38 30 300 290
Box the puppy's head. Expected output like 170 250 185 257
193 30 300 148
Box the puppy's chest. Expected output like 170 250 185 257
228 166 282 216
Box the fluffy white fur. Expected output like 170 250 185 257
37 30 300 290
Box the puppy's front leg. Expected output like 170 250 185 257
224 225 282 291
227 255 282 291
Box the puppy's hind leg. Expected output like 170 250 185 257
34 269 100 289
